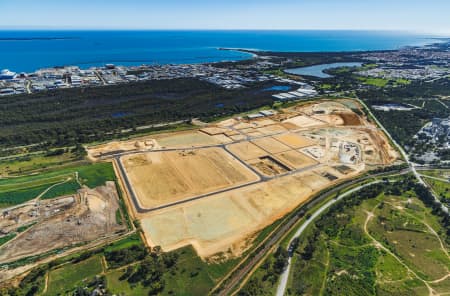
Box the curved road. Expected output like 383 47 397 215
355 97 449 215
275 179 384 296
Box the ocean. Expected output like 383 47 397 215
0 30 437 73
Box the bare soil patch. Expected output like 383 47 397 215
227 142 268 161
252 137 291 154
121 148 259 208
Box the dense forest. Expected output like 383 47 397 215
0 78 277 151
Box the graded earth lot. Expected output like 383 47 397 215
121 148 259 208
141 168 340 258
96 99 398 258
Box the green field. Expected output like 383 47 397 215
0 151 79 176
275 178 450 296
103 233 142 253
357 77 390 87
419 169 450 179
45 255 104 295
41 179 82 200
422 176 450 200
105 245 231 296
11 231 241 295
0 233 16 247
0 162 116 207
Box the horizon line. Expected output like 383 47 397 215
0 28 448 38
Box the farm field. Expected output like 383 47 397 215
0 162 116 207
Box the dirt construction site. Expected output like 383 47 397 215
90 99 399 258
0 182 125 269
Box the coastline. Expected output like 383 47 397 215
0 30 444 73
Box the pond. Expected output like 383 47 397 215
263 85 292 92
285 62 362 78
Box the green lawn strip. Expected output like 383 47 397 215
115 209 123 225
45 255 104 295
0 162 116 206
0 152 78 176
77 162 116 188
419 169 450 179
40 179 81 199
0 183 60 206
0 174 71 191
0 233 17 247
423 176 450 200
16 222 37 233
103 234 142 253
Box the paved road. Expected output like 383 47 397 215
114 148 322 213
112 127 325 214
355 97 449 214
275 179 384 296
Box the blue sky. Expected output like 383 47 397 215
0 0 449 34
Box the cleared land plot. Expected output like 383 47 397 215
253 119 277 127
200 127 229 135
251 137 291 154
155 131 219 148
254 124 287 135
46 255 103 295
311 114 344 125
229 134 247 141
227 141 268 161
283 115 327 128
338 112 363 125
141 171 332 257
248 156 291 176
274 150 317 170
122 148 259 208
274 133 316 149
233 122 255 130
246 131 265 138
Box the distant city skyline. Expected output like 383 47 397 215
0 0 449 35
